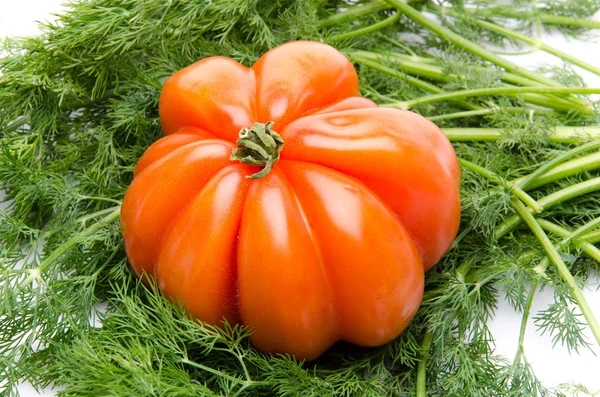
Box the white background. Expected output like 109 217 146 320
1 1 600 395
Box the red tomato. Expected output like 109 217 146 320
121 41 460 360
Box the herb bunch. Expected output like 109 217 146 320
1 0 600 396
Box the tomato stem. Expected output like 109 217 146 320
230 121 284 179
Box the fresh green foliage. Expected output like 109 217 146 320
2 0 600 396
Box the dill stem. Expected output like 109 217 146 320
217 346 253 384
75 194 123 205
513 280 538 363
383 0 563 88
385 86 600 110
511 198 600 347
442 126 600 143
495 177 600 239
416 328 432 397
581 230 600 244
458 158 542 213
535 218 600 274
20 206 121 287
472 9 600 30
318 0 390 28
61 88 116 109
330 12 400 41
182 357 267 396
181 358 246 385
476 20 600 77
513 151 600 190
427 107 536 121
376 34 419 56
2 115 30 134
349 50 448 81
351 50 539 86
348 50 578 110
350 55 480 110
75 205 123 225
516 141 600 191
351 55 442 93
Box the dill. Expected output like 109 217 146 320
1 0 600 396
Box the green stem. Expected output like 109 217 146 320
330 12 400 41
472 9 600 30
428 107 540 122
535 13 600 30
422 5 596 113
582 230 600 244
513 280 538 364
376 34 419 57
383 0 564 87
354 50 540 87
75 194 124 205
61 88 116 109
459 158 542 213
351 55 480 110
182 358 247 385
20 206 121 287
416 328 432 397
1 115 30 134
476 20 600 77
351 50 586 113
511 198 600 347
319 0 391 28
517 141 600 190
352 56 441 93
349 51 445 80
495 177 600 239
74 205 123 226
442 126 600 143
493 48 539 56
427 2 600 85
230 122 284 179
386 86 599 110
2 89 116 136
535 217 600 274
512 151 600 190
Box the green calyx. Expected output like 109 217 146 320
230 121 284 179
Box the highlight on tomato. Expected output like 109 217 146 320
120 41 461 361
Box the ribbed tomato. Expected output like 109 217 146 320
120 41 460 360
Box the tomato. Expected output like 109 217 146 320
120 41 460 360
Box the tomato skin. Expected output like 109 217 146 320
121 41 460 360
280 108 460 270
237 168 338 358
279 162 424 347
